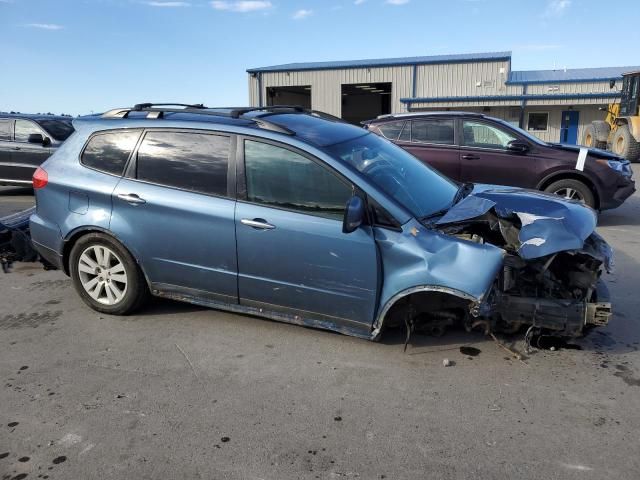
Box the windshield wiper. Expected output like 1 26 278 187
419 182 474 223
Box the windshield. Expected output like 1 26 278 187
36 119 75 141
325 133 459 219
494 118 547 146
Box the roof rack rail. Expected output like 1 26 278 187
133 103 206 111
100 103 296 136
229 105 306 118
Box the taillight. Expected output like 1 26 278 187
33 167 48 189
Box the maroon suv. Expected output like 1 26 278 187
364 112 635 210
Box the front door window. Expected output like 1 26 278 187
462 120 517 150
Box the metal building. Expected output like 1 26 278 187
247 51 640 145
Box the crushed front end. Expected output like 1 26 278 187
434 185 613 338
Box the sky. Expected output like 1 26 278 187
1 0 639 116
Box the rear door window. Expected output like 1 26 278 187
244 140 352 220
135 131 230 197
14 119 43 143
0 120 10 141
81 130 141 176
411 119 455 145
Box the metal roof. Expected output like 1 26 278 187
247 51 512 73
508 66 640 84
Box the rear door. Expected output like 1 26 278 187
235 137 379 328
395 118 460 180
11 119 52 182
110 129 238 301
459 119 538 188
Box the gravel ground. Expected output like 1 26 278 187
1 176 639 480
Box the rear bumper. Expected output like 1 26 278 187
31 239 64 270
600 177 635 210
29 213 64 270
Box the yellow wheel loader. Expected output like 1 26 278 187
583 71 640 162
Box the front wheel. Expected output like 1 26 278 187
544 179 596 209
69 233 149 315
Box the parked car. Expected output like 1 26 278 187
363 112 635 211
29 104 612 344
0 114 75 186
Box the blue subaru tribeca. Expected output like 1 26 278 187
29 104 613 342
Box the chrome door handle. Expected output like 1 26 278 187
241 218 275 230
117 193 146 205
13 147 21 151
462 154 480 160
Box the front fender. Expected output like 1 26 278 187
372 219 505 335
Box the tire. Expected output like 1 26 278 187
584 121 609 149
544 179 596 209
611 124 640 162
69 233 149 315
583 124 604 149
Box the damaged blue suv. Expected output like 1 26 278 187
29 104 613 342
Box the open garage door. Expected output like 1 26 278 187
266 86 311 109
341 83 391 125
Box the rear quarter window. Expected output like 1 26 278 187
377 121 405 140
81 130 141 176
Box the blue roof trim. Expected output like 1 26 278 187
508 66 640 84
400 92 622 104
247 51 512 73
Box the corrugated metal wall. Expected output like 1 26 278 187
249 66 413 117
415 60 519 97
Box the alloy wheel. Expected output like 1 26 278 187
553 187 584 202
77 245 128 305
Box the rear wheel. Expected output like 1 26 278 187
611 124 640 162
69 233 148 315
544 179 596 209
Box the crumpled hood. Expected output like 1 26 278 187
435 184 603 260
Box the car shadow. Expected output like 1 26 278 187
0 186 34 196
132 297 207 317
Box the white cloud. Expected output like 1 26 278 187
211 0 272 12
386 0 409 4
145 1 190 6
24 23 64 30
354 0 366 5
544 0 571 17
292 8 312 19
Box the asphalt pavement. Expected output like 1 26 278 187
1 177 639 480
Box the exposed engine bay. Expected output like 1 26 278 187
384 186 613 345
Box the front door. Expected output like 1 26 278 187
459 119 538 189
235 138 379 328
560 111 579 144
111 130 238 302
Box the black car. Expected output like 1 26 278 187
0 114 75 187
364 112 635 211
